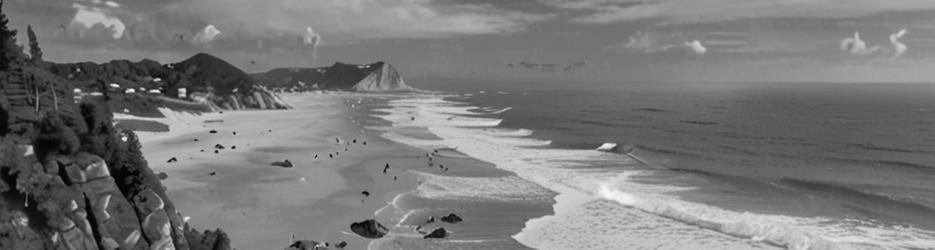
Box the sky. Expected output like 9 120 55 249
7 0 935 83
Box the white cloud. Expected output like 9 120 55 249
542 0 935 24
192 24 222 46
890 29 908 58
104 1 120 8
609 31 708 55
303 27 322 48
684 40 706 55
840 32 881 56
70 3 125 39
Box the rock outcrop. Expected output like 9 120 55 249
423 228 449 239
349 219 389 239
440 213 462 224
253 61 412 92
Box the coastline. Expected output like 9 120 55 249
137 92 550 249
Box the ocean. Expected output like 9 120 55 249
371 80 935 250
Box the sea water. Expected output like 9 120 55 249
372 80 935 250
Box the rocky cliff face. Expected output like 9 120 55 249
352 63 411 92
253 61 412 92
1 64 231 249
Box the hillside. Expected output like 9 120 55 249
43 53 290 111
253 61 413 92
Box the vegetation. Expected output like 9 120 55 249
0 0 21 71
26 25 40 63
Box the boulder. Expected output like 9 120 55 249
285 240 329 250
423 228 449 239
132 189 175 250
349 219 388 239
440 214 462 224
271 160 293 168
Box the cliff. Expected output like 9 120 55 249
253 61 413 92
1 82 231 250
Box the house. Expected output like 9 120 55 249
177 88 187 98
124 88 136 94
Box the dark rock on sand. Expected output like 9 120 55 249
210 130 218 134
271 160 294 168
426 216 435 224
215 144 226 149
423 228 449 239
441 214 463 224
209 171 217 176
167 157 178 163
157 172 169 180
349 219 389 239
335 241 347 249
361 191 370 196
285 240 329 250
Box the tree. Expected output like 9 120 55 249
0 0 22 71
26 25 40 63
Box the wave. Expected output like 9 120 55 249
412 171 555 202
778 178 935 226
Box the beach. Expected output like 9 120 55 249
137 93 549 250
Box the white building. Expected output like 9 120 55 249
178 88 187 98
124 88 135 94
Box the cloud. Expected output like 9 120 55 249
684 40 706 55
890 29 908 58
303 27 322 48
541 0 935 24
839 32 881 56
177 0 551 41
192 24 222 46
104 1 120 8
608 31 708 55
69 3 125 39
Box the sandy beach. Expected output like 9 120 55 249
135 93 547 250
138 93 393 249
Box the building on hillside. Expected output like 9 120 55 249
178 88 187 98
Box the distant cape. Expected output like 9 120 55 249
253 61 413 92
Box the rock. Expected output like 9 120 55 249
157 172 169 180
440 213 463 224
214 144 225 150
423 228 449 239
209 171 216 176
335 241 347 249
209 130 218 134
349 219 388 239
167 157 178 163
185 225 232 250
285 240 328 250
361 191 370 197
271 160 294 168
425 216 435 224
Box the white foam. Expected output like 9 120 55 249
596 142 618 152
372 95 935 250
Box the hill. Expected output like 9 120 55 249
253 61 413 92
43 53 291 111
